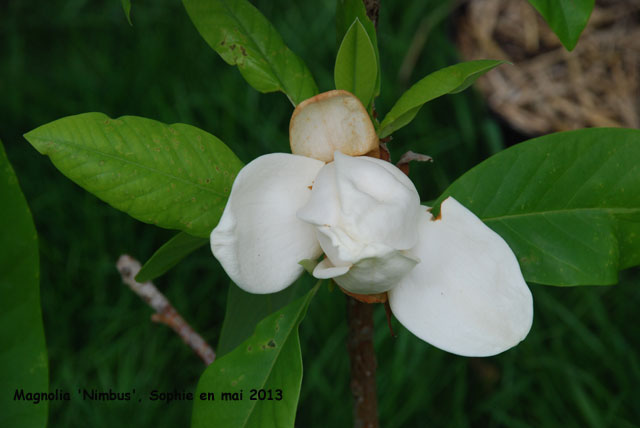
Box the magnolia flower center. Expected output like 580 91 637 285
297 151 422 295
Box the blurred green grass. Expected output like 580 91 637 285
1 0 638 427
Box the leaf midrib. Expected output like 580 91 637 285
32 135 227 197
482 206 640 222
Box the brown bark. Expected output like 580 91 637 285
347 297 379 428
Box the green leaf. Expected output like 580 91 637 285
378 60 506 138
434 128 640 286
192 281 321 428
527 0 594 51
182 0 318 106
217 279 309 357
135 232 208 282
334 18 378 108
120 0 133 26
24 113 243 238
0 141 48 428
336 0 380 97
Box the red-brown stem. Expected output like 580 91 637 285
347 296 379 428
116 255 215 365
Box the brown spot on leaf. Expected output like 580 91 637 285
240 46 247 56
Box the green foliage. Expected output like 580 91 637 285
24 113 243 238
0 141 48 428
527 0 594 51
192 281 321 428
217 278 310 357
120 0 133 26
435 128 640 286
136 232 208 282
334 18 378 108
182 0 318 106
378 60 506 138
335 0 380 97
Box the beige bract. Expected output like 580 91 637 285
210 90 533 357
289 90 378 162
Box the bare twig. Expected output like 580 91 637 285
347 297 379 428
116 254 215 365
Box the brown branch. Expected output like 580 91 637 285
116 254 215 365
347 296 379 428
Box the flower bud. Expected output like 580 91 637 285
297 151 422 294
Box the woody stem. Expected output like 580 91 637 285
347 297 379 428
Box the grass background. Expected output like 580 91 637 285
1 0 639 426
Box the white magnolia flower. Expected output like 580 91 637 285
211 90 533 357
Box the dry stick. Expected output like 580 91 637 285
344 2 382 428
116 254 215 365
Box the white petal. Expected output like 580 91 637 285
210 153 324 294
388 198 533 357
332 152 421 250
318 249 419 294
312 258 350 279
297 161 341 234
289 90 378 162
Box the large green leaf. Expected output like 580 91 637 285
183 0 318 106
217 278 309 357
135 232 208 283
527 0 594 51
378 60 506 138
0 141 48 428
192 281 321 428
24 113 243 238
336 0 380 97
334 18 378 108
434 128 640 286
